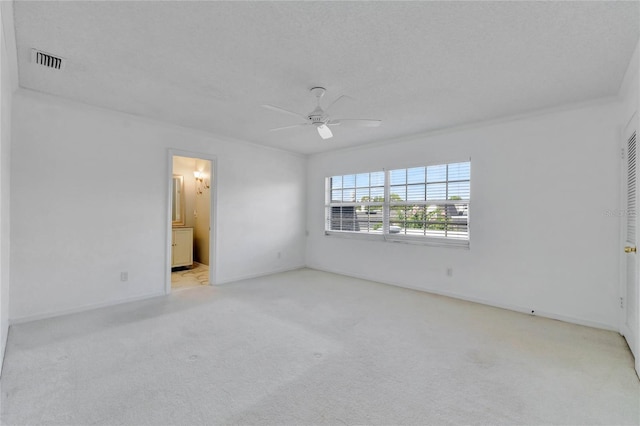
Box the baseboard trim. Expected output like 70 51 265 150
9 291 167 325
306 263 618 332
9 264 617 333
9 265 307 325
215 264 306 285
0 325 9 378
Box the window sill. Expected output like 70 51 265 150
324 231 385 242
324 230 470 249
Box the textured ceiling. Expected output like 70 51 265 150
13 1 640 154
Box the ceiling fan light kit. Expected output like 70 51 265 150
262 87 381 140
316 123 333 139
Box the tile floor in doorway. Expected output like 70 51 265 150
171 262 209 289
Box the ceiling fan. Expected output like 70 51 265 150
262 87 381 140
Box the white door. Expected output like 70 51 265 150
622 116 639 376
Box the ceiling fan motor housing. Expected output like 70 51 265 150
309 114 326 125
308 104 326 125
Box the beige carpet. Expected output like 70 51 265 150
171 262 209 289
2 268 638 425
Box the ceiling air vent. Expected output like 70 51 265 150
31 49 65 70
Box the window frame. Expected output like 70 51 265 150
325 171 386 235
324 161 470 248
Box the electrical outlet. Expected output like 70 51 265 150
446 267 453 277
120 272 128 282
277 252 282 259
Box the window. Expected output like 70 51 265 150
388 162 470 241
326 171 385 234
325 161 470 246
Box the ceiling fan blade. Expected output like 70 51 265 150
317 124 333 139
269 123 310 132
325 95 354 112
261 104 308 121
328 119 382 127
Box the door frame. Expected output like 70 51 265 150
166 149 218 294
620 110 640 377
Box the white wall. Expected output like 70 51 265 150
0 1 17 373
193 158 211 265
10 90 307 322
620 40 639 128
307 100 623 330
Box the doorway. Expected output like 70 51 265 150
621 111 639 377
166 150 216 292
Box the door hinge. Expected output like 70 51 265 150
620 297 624 308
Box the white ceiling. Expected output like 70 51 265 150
13 1 640 155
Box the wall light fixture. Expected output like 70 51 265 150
194 171 210 195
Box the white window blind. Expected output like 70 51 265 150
326 171 385 234
388 162 470 241
325 161 470 246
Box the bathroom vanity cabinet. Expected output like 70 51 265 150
172 227 193 268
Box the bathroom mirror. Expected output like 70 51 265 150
172 175 185 226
